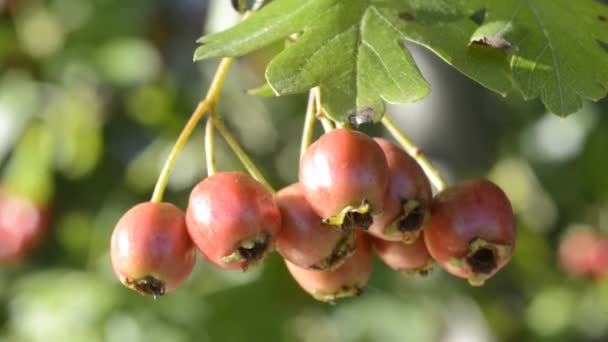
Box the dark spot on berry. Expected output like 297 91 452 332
126 276 165 299
398 12 416 21
599 15 607 22
398 202 425 232
313 231 357 270
342 211 373 230
466 247 496 274
238 232 270 265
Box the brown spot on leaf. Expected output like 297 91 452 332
398 12 416 21
348 108 375 127
469 36 512 51
469 9 486 25
598 40 608 53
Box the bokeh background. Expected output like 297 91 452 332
1 0 608 341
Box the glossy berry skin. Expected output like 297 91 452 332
423 180 516 286
299 129 389 229
110 202 196 297
186 172 281 270
275 183 356 271
285 231 373 303
373 233 434 275
0 190 50 264
368 138 432 243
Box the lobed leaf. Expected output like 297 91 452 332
196 0 430 123
196 0 608 119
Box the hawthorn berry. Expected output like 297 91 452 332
110 202 196 297
285 231 373 303
423 180 516 286
373 233 434 275
299 129 389 230
589 238 608 278
275 183 356 271
559 229 608 279
186 172 281 270
0 190 50 264
368 138 432 243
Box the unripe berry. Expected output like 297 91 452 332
275 183 356 271
299 129 389 230
423 180 516 286
368 138 432 243
110 202 196 297
186 172 281 270
285 231 373 303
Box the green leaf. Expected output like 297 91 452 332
195 0 430 124
481 0 608 116
247 83 277 97
401 0 608 116
399 12 513 96
195 0 608 119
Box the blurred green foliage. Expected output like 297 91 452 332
1 1 608 341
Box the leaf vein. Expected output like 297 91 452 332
527 0 565 113
361 40 410 98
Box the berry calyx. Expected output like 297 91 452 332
186 172 281 270
423 180 516 286
368 138 432 243
110 202 196 297
285 231 373 303
372 233 435 276
275 183 356 271
299 129 389 230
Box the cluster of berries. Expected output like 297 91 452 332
111 129 517 301
0 190 49 264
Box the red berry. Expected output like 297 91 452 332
0 190 50 264
186 172 281 270
373 233 435 275
368 138 432 243
559 229 608 279
110 202 196 297
558 229 598 277
285 231 373 303
423 180 516 286
589 238 608 278
275 183 356 271
299 129 389 230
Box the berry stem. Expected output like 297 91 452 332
213 118 276 193
314 88 334 133
319 116 334 132
151 99 212 203
300 88 317 159
381 114 448 192
205 114 217 176
150 12 255 203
